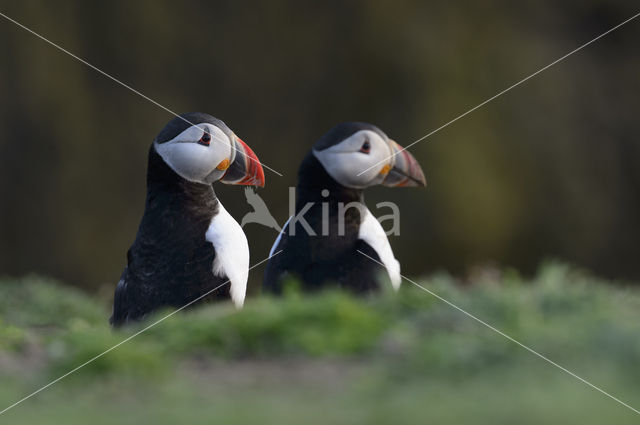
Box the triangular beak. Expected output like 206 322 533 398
382 140 426 187
220 136 265 187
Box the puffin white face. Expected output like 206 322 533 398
154 123 235 184
313 130 393 189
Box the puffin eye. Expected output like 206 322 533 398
198 131 211 146
359 139 371 154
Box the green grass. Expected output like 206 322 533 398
1 263 640 424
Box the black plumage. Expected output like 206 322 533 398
263 152 385 293
264 122 426 294
109 112 268 327
155 112 233 144
313 122 386 151
110 147 231 326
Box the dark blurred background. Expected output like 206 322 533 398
0 0 638 293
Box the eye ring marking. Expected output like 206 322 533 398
198 131 211 147
359 139 371 154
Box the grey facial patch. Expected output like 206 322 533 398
313 122 387 151
155 112 234 144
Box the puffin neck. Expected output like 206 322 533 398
296 152 363 207
146 145 218 209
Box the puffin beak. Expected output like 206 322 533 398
220 136 265 187
381 140 427 187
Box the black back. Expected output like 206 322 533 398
263 152 384 293
110 147 231 326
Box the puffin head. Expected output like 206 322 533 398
312 122 426 189
153 112 265 187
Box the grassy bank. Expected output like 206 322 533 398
1 263 639 423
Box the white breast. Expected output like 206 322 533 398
205 202 249 307
358 208 401 290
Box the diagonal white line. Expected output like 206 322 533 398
357 250 640 415
0 250 282 416
0 11 284 177
358 11 640 176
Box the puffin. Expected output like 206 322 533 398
263 122 426 294
110 112 265 326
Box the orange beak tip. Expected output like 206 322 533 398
255 169 265 188
237 138 265 187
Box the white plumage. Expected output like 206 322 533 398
206 202 249 307
358 208 401 290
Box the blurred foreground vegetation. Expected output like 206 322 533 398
1 263 640 424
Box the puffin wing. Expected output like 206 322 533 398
263 216 292 292
269 216 291 257
110 266 135 326
357 208 401 290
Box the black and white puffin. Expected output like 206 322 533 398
110 112 265 326
263 122 425 294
